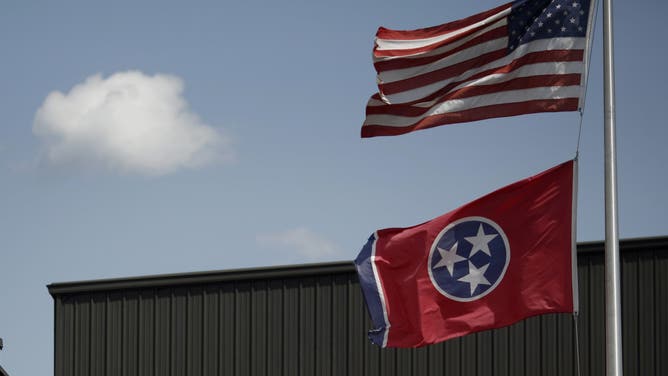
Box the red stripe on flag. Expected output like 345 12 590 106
379 49 507 96
374 26 507 70
375 2 512 40
361 98 579 138
366 74 582 117
379 49 584 97
378 50 584 106
374 24 507 60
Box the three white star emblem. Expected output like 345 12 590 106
433 224 498 295
429 217 510 301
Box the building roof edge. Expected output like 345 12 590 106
48 235 668 297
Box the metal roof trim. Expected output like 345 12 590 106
48 260 355 296
577 235 668 253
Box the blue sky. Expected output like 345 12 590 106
1 0 666 374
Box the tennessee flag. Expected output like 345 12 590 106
354 160 578 347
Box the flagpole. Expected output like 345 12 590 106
602 0 623 374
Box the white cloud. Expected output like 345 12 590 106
33 71 232 176
257 227 343 261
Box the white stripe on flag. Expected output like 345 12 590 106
374 60 584 107
370 232 391 348
364 86 582 128
374 18 509 63
377 38 508 83
375 7 512 52
378 37 586 104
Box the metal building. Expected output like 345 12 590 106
1 337 9 376
49 237 668 376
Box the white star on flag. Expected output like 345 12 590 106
464 225 497 257
433 242 467 276
458 261 491 295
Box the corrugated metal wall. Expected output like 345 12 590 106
49 237 668 376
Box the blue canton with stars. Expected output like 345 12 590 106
508 0 591 52
428 218 509 301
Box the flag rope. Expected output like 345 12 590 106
576 110 584 158
573 3 598 369
576 0 600 157
573 0 592 349
573 313 582 376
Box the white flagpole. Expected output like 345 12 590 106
602 0 623 374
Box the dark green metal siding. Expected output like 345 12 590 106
49 237 668 376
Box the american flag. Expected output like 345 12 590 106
361 0 595 138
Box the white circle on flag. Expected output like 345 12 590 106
427 216 510 302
